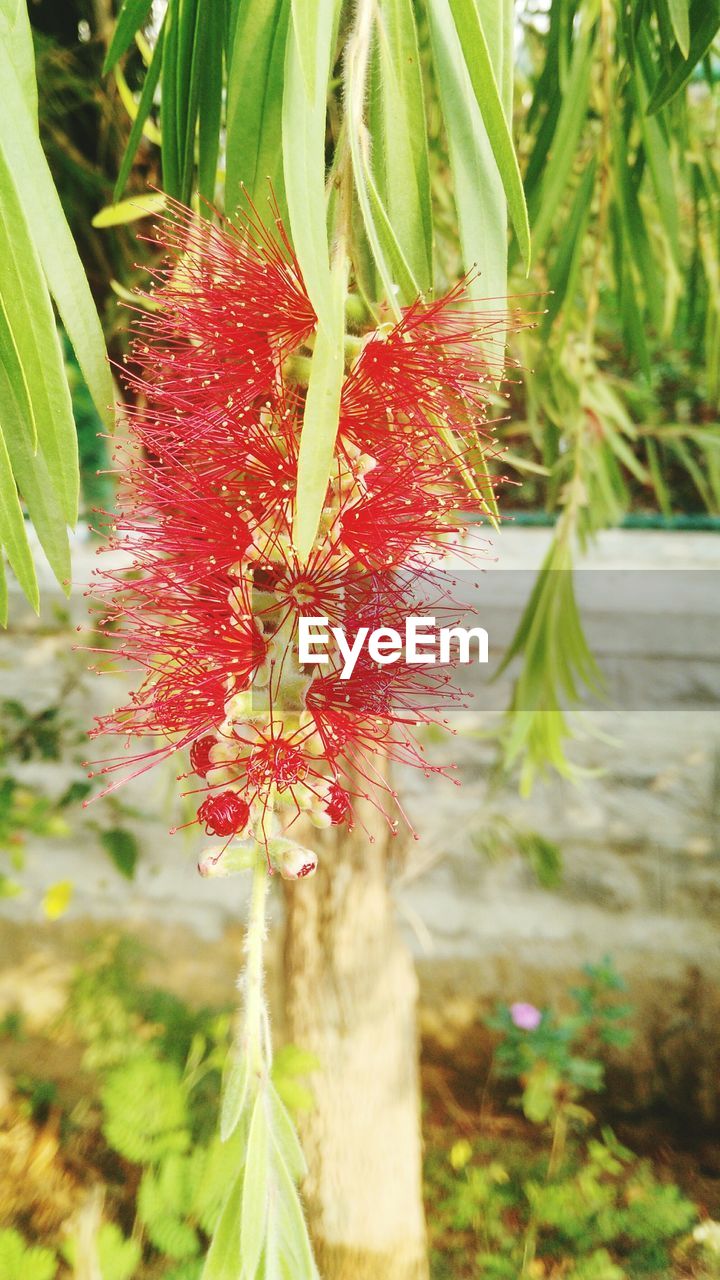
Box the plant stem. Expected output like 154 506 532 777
242 852 271 1079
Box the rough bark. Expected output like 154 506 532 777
281 801 429 1280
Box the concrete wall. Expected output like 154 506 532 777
1 528 718 1119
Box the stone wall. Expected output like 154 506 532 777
1 528 718 1119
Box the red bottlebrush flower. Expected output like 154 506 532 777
127 198 316 419
246 738 309 793
340 288 514 447
337 460 462 570
190 735 218 779
89 201 522 858
324 783 351 826
198 792 250 836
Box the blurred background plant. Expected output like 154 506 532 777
1 939 718 1279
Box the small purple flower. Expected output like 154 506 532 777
510 1002 542 1031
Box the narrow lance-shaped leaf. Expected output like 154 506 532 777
282 0 337 332
272 1146 318 1278
348 122 421 309
346 0 419 310
113 20 165 201
201 1170 244 1280
446 0 530 268
500 0 513 121
197 0 224 206
220 1052 251 1143
240 1091 269 1280
0 425 38 613
0 332 72 594
92 192 167 228
267 1082 307 1182
103 0 153 73
178 0 205 204
226 0 291 219
0 41 113 431
161 0 182 198
290 0 320 98
375 0 433 292
0 0 37 120
647 0 719 112
665 0 690 56
0 148 78 524
114 58 162 145
543 156 597 333
632 58 680 265
529 17 594 256
427 0 507 308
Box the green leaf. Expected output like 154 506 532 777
272 1151 317 1278
197 1 224 206
292 260 345 561
240 1091 269 1279
647 0 720 113
0 42 113 432
63 1223 141 1280
374 0 433 292
346 5 417 309
427 0 507 309
282 0 337 331
611 121 664 331
220 1051 251 1142
0 149 78 523
0 359 71 594
445 0 530 268
113 20 165 201
0 1229 56 1280
290 0 320 99
226 0 291 218
543 157 596 333
102 1056 189 1164
0 0 37 120
100 828 140 879
114 57 162 143
180 0 206 203
161 0 206 205
268 1081 307 1181
0 426 38 611
93 192 167 227
665 0 690 56
348 116 420 310
201 1170 243 1280
529 18 594 257
103 0 153 73
161 0 183 199
632 61 680 264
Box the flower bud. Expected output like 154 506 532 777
198 841 255 877
268 837 318 880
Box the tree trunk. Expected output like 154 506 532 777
281 800 429 1280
